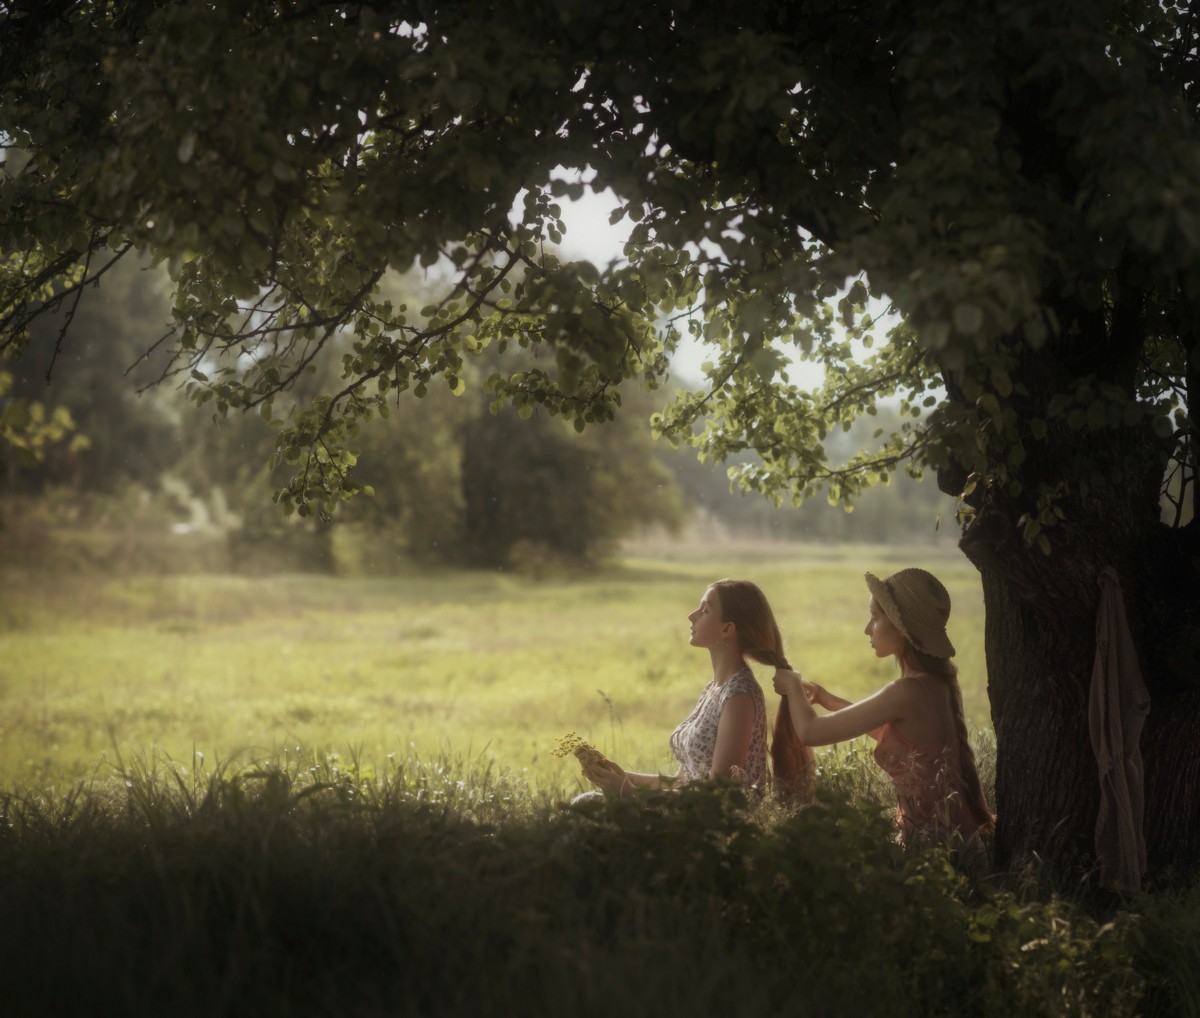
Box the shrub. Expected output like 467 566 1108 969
0 751 1158 1018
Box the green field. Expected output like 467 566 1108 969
0 541 987 793
6 540 1200 1018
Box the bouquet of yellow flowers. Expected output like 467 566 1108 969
551 732 608 772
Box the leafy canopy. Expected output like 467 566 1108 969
2 0 1197 532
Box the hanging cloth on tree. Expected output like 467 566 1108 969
1087 566 1151 892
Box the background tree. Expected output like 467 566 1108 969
3 257 179 498
0 355 82 487
0 252 684 570
666 404 960 544
460 369 686 568
3 0 1198 875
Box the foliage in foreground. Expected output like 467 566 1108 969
1 751 1184 1018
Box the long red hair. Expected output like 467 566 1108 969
710 579 815 801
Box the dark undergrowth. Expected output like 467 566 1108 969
0 751 1194 1018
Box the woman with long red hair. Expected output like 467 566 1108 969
579 578 814 799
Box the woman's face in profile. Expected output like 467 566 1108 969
864 597 905 658
687 587 725 648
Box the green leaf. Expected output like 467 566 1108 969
953 303 984 336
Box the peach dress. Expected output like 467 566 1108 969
870 677 986 858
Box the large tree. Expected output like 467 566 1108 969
2 0 1198 875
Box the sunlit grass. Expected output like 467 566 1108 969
4 543 1197 1018
0 542 987 793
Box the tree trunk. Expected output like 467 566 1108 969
960 489 1200 879
1142 688 1200 874
979 567 1098 874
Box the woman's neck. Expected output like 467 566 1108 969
710 644 747 684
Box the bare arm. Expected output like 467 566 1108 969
774 670 917 747
580 756 680 798
579 693 756 794
807 681 853 712
708 691 755 780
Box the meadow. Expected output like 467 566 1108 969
2 539 1198 1018
0 539 988 792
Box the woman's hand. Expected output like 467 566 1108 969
581 755 629 797
775 668 820 743
773 668 805 698
775 670 828 708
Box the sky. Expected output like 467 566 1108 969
551 183 709 386
551 183 828 389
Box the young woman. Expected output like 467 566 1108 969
579 578 814 798
773 568 994 856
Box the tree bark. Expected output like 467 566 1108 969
1136 523 1200 875
1142 689 1200 874
960 490 1200 879
963 508 1099 875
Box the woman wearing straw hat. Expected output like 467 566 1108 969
773 567 993 860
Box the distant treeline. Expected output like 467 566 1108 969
1 260 957 573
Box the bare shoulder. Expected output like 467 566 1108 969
889 672 954 741
876 675 929 715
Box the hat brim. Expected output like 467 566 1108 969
864 571 956 658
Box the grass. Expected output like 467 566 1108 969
1 539 1198 1017
0 750 1159 1018
0 541 988 793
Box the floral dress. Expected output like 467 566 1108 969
669 665 767 789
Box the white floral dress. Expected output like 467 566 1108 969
668 666 767 789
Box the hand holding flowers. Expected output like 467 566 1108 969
554 732 631 796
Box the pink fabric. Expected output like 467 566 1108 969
1088 567 1150 892
872 722 986 854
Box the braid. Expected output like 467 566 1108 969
945 672 994 830
709 580 815 801
749 646 789 671
753 638 816 802
909 647 995 830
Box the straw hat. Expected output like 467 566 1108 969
864 568 956 658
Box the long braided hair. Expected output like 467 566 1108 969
710 579 815 800
899 644 994 831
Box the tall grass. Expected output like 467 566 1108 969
4 544 1196 1016
0 746 1172 1018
